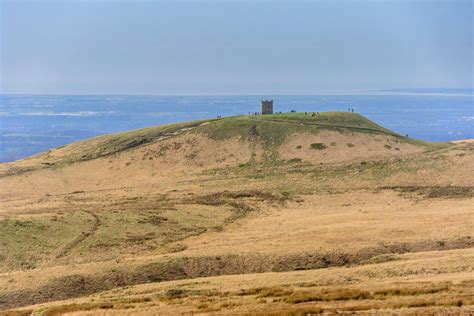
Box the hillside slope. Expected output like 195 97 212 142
0 112 444 174
1 112 472 315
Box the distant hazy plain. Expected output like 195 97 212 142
1 92 472 162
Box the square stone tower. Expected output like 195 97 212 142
261 100 273 114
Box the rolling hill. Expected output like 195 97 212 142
0 112 472 315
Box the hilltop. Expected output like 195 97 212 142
0 112 472 315
0 112 445 177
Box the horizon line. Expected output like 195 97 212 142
1 89 473 98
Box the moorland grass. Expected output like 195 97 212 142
2 112 450 177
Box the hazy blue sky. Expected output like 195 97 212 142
1 0 472 95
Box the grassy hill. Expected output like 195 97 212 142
0 112 472 315
0 112 448 177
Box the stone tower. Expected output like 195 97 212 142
261 100 273 115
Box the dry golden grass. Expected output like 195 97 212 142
279 131 425 165
0 114 472 314
7 249 473 315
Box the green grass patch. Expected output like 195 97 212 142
0 214 89 271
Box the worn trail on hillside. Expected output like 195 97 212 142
55 210 101 259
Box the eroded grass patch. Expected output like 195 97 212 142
310 143 327 150
382 185 473 199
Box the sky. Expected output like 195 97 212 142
1 0 473 95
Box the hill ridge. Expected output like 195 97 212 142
0 112 450 178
